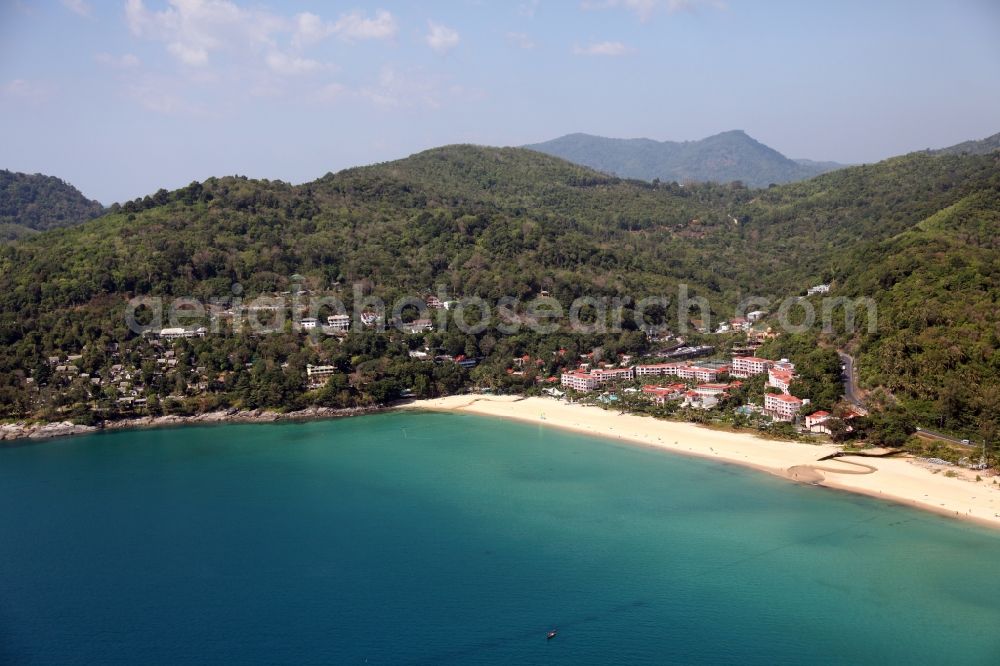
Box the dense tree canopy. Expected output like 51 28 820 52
0 145 997 447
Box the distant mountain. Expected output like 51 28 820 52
931 131 1000 156
524 130 845 187
792 158 846 171
0 169 105 241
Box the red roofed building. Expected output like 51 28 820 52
764 392 805 421
635 362 683 377
642 383 686 405
561 372 599 392
693 383 731 397
805 410 832 433
590 367 635 384
767 368 795 394
731 356 773 378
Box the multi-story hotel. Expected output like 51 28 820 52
764 392 805 421
635 363 723 383
767 368 794 394
731 356 772 378
560 372 600 392
590 367 635 383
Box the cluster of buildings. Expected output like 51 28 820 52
36 340 218 412
731 356 810 422
641 381 742 410
561 354 837 425
561 360 729 393
300 311 392 333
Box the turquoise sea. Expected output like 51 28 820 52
1 411 999 664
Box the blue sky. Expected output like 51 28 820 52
1 0 998 203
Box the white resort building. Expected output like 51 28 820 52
560 372 600 392
730 356 772 378
764 392 806 421
326 314 351 333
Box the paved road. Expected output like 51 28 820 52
914 427 977 449
837 351 863 407
838 351 981 451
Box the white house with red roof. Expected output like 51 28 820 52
634 362 723 383
767 368 795 394
642 384 686 405
591 366 635 383
805 410 832 433
731 356 772 378
683 390 719 410
764 392 806 421
635 362 683 377
561 372 600 392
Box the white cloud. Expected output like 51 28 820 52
125 0 286 67
167 41 210 66
125 74 209 116
517 0 541 18
581 0 725 21
573 41 632 56
425 21 459 54
265 51 330 76
95 52 141 68
354 66 484 111
507 32 536 49
1 79 54 103
291 9 397 47
333 9 397 41
360 65 442 109
61 0 91 16
125 2 397 74
291 12 328 47
313 82 347 104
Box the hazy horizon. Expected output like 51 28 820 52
2 0 999 203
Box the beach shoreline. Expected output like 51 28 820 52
5 394 999 530
402 395 1000 530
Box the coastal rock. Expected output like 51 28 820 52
0 421 97 441
2 405 386 443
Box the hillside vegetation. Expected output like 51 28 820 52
0 170 105 241
0 145 997 448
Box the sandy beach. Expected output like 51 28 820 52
404 395 1000 530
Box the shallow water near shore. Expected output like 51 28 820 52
1 411 999 664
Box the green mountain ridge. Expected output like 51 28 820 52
930 131 1000 156
524 130 845 187
0 169 105 241
0 144 997 444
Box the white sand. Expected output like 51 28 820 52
402 395 1000 529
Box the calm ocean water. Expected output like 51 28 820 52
1 411 999 664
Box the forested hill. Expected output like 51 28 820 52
837 183 1000 435
931 131 1000 156
523 130 844 187
0 169 105 241
0 144 998 441
0 146 759 307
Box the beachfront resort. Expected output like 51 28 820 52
559 353 838 431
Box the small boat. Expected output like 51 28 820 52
546 630 557 640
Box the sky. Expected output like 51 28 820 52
1 0 999 204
